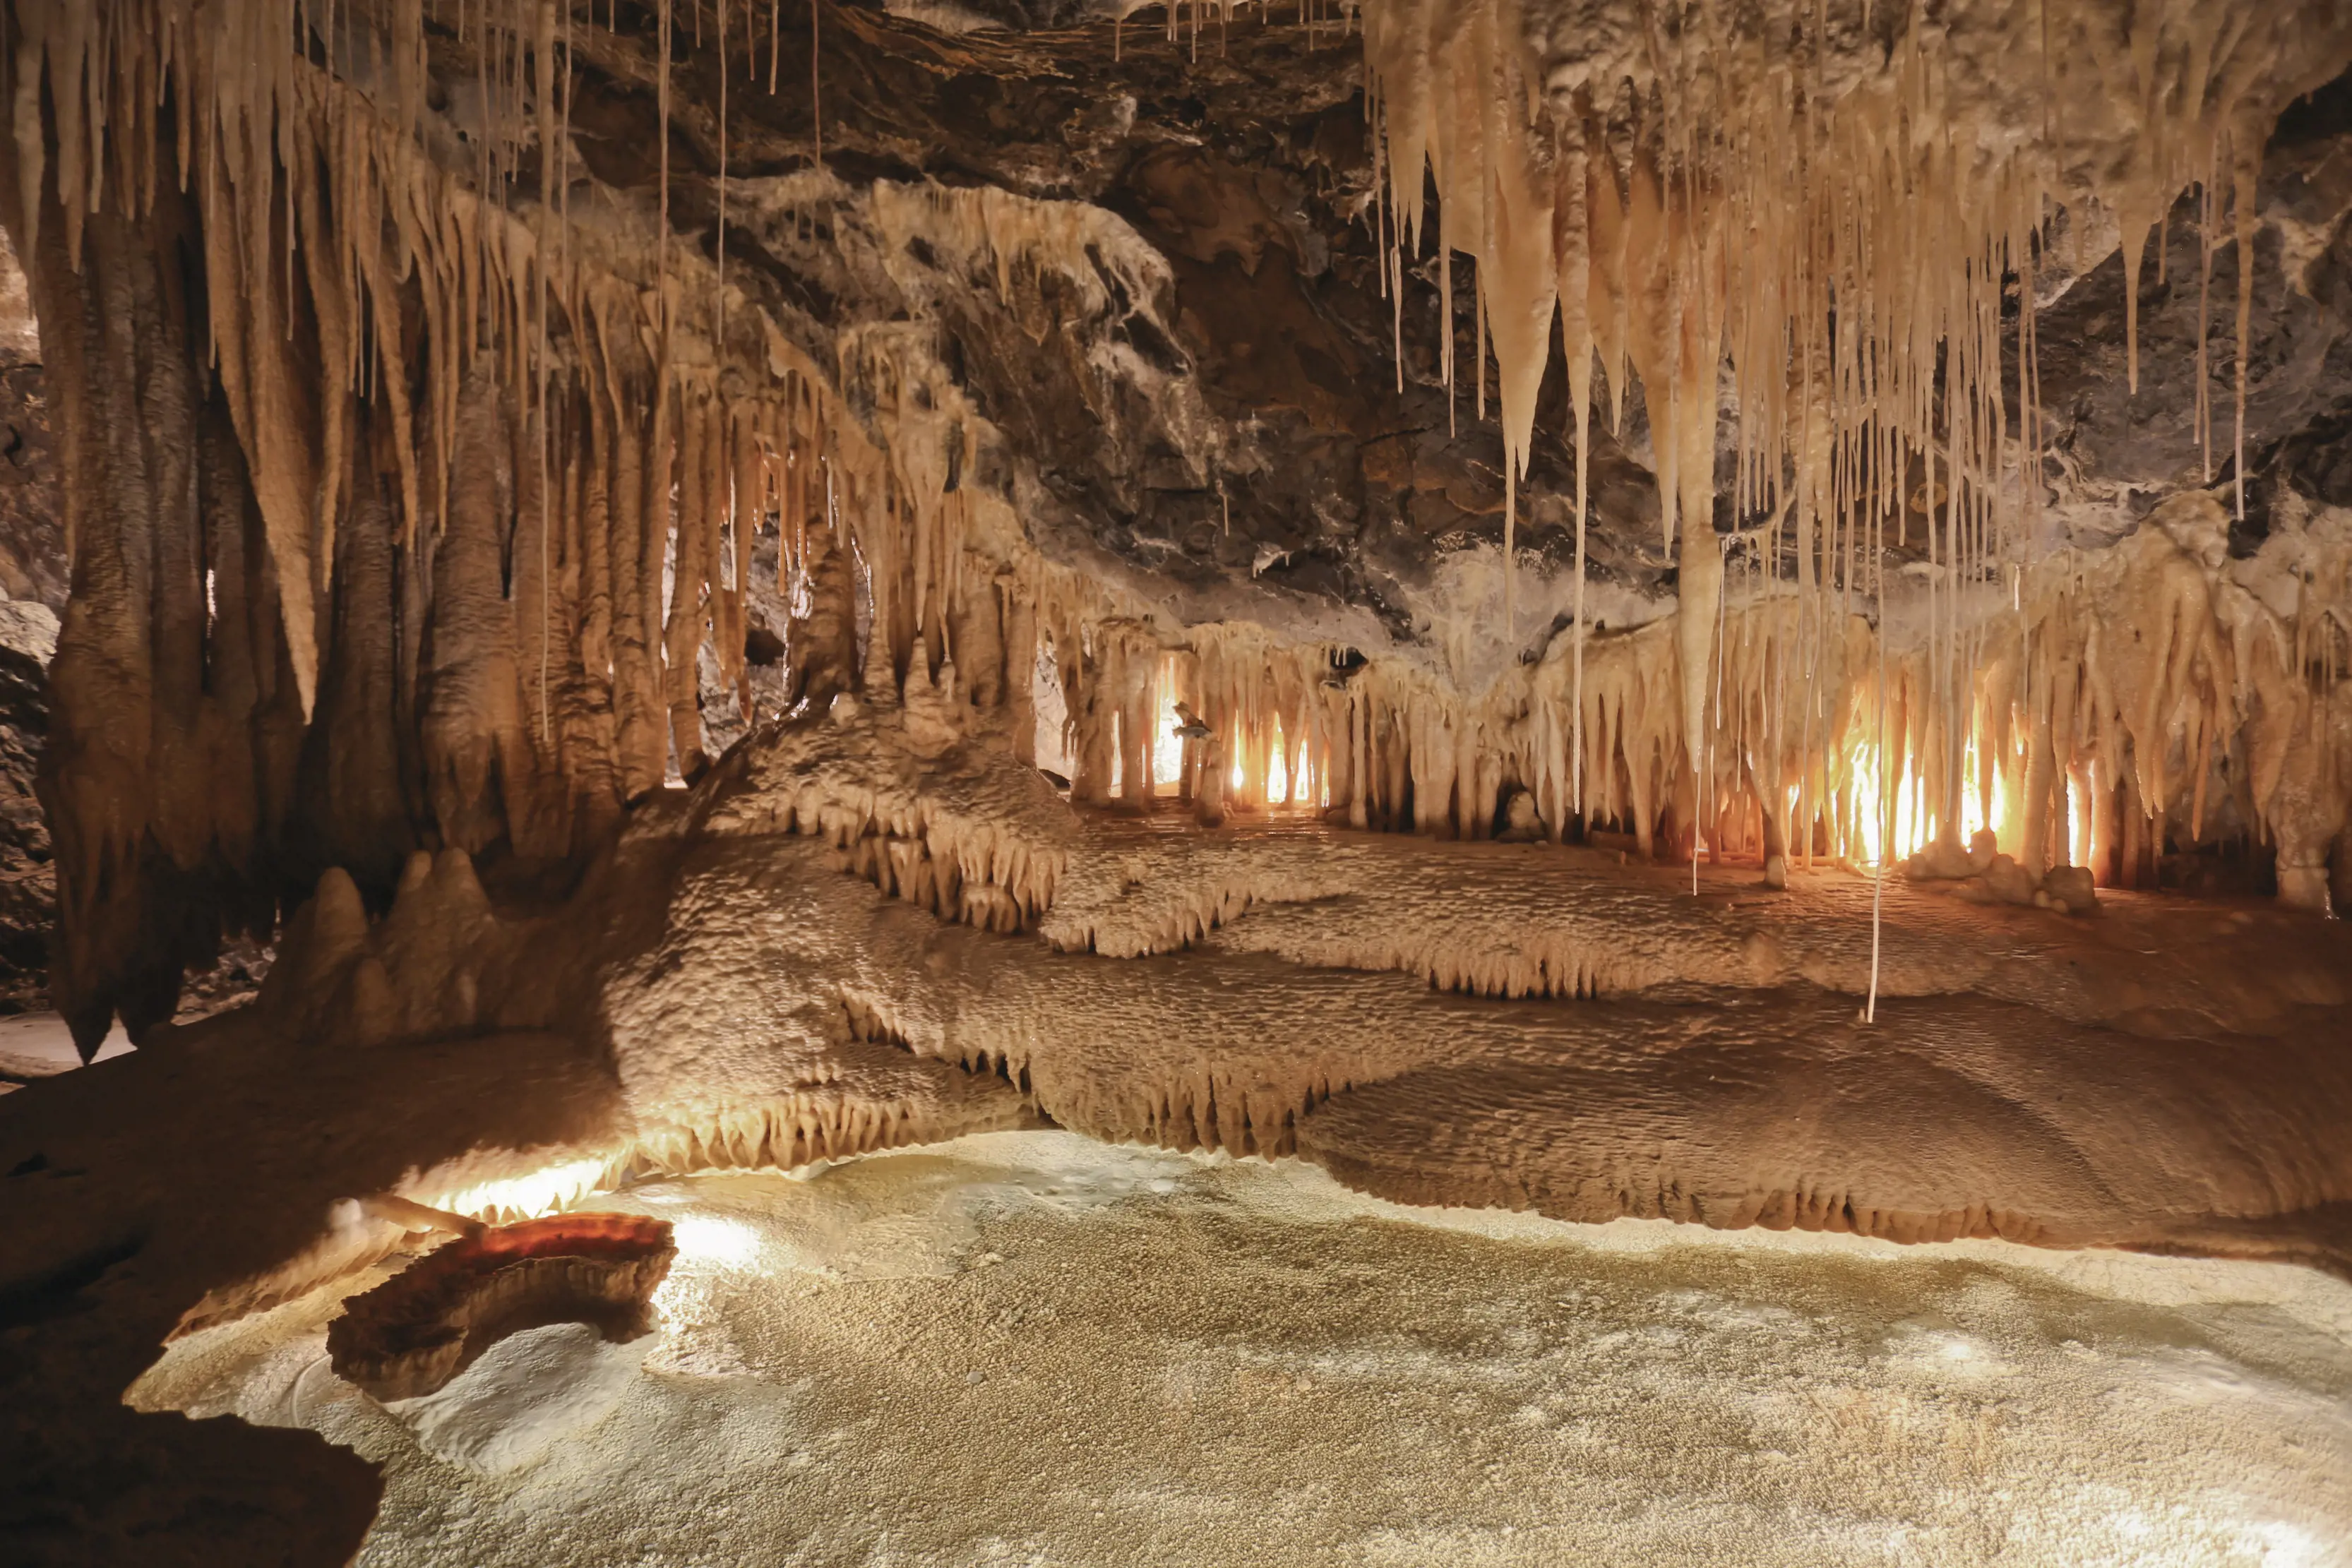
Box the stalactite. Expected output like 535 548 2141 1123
722 402 760 717
657 381 708 779
420 366 535 855
600 363 666 801
787 494 857 712
297 419 416 890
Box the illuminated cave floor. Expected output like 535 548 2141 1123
136 1132 2352 1567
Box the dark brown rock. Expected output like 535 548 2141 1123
328 1213 676 1402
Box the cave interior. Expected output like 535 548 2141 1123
4 0 2352 1562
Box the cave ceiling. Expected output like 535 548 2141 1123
556 0 2352 643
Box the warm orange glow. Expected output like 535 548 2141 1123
1960 735 1988 845
1836 721 2061 872
1849 754 1888 866
1229 717 1292 806
1847 746 1947 868
1995 767 2014 852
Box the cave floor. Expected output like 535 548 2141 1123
134 1131 2352 1567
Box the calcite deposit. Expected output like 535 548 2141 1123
2 0 2351 1562
326 1214 675 1400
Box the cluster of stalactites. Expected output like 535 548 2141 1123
1041 492 2351 913
14 0 2352 1063
774 0 2352 911
1051 630 1324 825
11 0 552 714
1104 0 1359 67
1354 0 2352 869
0 0 1074 1035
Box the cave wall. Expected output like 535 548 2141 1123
0 228 63 1012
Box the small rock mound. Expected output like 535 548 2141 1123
328 1214 676 1401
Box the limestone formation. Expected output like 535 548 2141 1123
2 1 2352 1563
326 1213 676 1401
